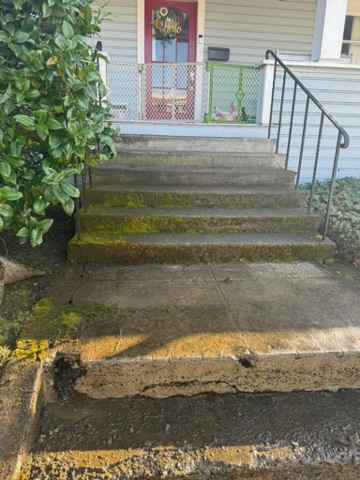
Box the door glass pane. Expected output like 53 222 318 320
181 12 189 37
164 39 176 62
177 38 189 63
153 38 164 62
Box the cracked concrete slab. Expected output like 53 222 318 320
43 262 360 398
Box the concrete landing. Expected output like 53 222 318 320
45 262 360 399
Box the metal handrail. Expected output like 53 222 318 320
265 49 350 240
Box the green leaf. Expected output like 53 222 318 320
8 41 21 56
49 133 61 149
36 123 49 141
0 217 3 232
60 182 80 198
47 118 63 130
26 89 40 99
84 5 93 22
38 218 53 233
62 20 74 39
53 185 69 204
34 197 48 214
4 190 23 201
0 162 11 178
7 156 25 168
10 140 23 157
0 32 9 43
4 99 16 115
13 31 30 44
31 228 43 247
42 1 52 18
16 227 29 239
0 204 13 218
34 110 48 123
3 23 15 36
14 114 35 128
55 34 67 49
62 197 74 216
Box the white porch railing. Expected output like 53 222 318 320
106 62 259 124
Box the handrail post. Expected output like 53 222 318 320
308 112 325 212
323 131 342 240
285 83 297 170
268 60 277 140
276 69 287 154
296 96 310 189
74 174 81 241
81 163 87 213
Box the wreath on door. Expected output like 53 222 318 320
153 6 185 45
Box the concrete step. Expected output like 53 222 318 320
110 151 285 168
68 232 334 264
80 208 321 235
29 390 360 478
92 165 295 187
43 262 360 399
117 135 276 153
84 185 307 210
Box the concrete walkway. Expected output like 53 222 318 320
48 262 360 398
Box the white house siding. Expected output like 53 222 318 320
204 0 317 66
271 64 360 182
94 0 137 63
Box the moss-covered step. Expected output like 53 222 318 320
79 208 321 235
91 165 296 188
68 233 335 264
105 151 286 169
83 186 307 210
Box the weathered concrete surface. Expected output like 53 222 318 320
29 390 360 478
109 151 286 169
80 208 321 235
68 233 334 264
116 135 276 154
43 262 360 399
0 360 42 480
83 185 307 209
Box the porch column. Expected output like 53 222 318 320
311 0 348 61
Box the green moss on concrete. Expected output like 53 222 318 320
80 212 320 236
70 232 127 246
68 238 335 265
85 190 306 210
15 298 118 360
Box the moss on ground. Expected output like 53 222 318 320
15 297 119 361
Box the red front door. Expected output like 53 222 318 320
144 0 198 120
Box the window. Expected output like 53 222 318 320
342 15 360 63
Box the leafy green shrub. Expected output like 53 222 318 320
0 0 117 246
302 178 360 260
